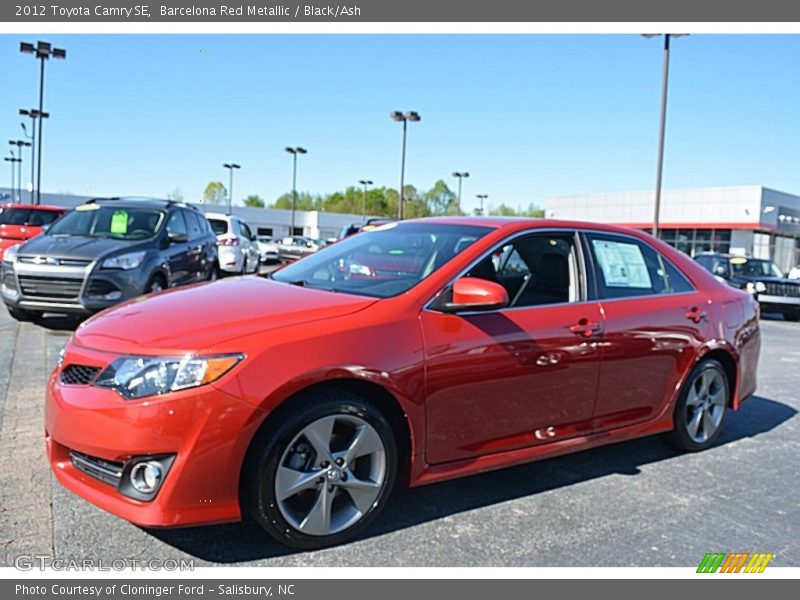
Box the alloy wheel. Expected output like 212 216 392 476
684 368 726 444
275 414 387 537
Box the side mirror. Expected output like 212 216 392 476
439 277 509 313
168 232 188 244
714 265 727 277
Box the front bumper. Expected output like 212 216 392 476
1 260 149 314
45 342 266 527
755 294 800 312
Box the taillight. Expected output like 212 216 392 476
220 238 239 246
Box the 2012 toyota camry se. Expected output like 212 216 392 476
45 218 761 549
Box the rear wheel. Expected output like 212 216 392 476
666 359 729 452
242 389 398 550
7 306 40 322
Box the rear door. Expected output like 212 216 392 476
422 230 605 464
582 231 709 431
183 210 209 281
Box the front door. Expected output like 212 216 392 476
422 231 605 465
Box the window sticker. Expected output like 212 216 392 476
110 210 129 235
592 239 652 289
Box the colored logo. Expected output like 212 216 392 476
697 552 773 573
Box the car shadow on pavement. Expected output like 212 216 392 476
35 314 85 332
146 394 795 563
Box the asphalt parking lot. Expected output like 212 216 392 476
0 295 798 568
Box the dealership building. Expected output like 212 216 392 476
546 186 800 272
0 188 367 241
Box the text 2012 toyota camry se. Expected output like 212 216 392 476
45 218 760 549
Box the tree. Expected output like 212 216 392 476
424 180 457 216
488 202 545 218
202 181 227 205
242 195 266 208
167 188 184 203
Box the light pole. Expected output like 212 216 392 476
285 147 307 234
642 33 687 237
9 141 31 203
20 41 66 205
476 194 488 216
4 152 21 203
390 111 421 220
358 179 373 222
19 108 48 203
452 172 470 215
222 163 240 216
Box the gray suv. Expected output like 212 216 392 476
1 198 218 321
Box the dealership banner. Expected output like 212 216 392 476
3 579 797 599
3 0 800 22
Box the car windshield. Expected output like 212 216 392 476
48 205 164 240
271 222 492 298
0 207 61 227
731 257 784 278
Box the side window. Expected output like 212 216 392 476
240 222 254 241
184 211 203 240
165 211 187 237
695 255 713 271
586 233 692 299
466 233 577 308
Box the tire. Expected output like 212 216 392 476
242 389 398 550
783 310 800 322
7 306 40 322
144 273 167 295
665 359 729 452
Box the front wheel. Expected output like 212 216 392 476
665 359 729 452
242 390 398 550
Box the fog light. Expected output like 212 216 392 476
130 461 163 494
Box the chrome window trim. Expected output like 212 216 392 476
423 226 700 315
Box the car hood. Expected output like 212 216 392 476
17 234 142 261
73 277 379 354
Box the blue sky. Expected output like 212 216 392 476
1 34 798 214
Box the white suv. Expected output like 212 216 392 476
204 213 260 275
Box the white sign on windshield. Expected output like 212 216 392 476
592 239 652 289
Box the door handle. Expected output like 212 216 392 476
569 318 601 338
685 307 707 323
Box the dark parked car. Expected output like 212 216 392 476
1 198 217 321
695 253 800 321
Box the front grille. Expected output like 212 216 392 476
70 451 123 487
17 257 91 267
60 364 101 385
764 282 800 298
17 275 83 299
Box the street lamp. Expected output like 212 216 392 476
476 194 488 216
642 33 687 237
358 179 373 222
9 141 31 204
4 152 22 203
452 172 470 215
222 163 240 216
20 41 66 205
19 108 49 203
390 111 421 220
285 147 307 234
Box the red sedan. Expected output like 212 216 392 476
45 218 760 549
0 203 65 261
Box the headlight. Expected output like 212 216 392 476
755 281 767 293
94 354 243 400
102 251 146 270
2 245 19 264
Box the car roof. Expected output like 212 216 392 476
402 216 660 237
0 203 64 212
85 197 191 211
